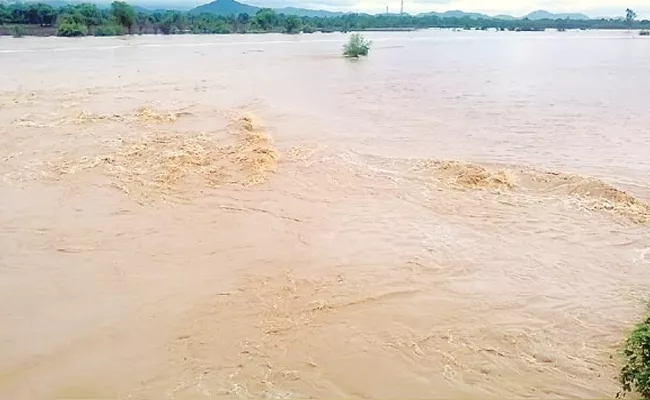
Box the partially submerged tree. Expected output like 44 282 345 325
77 3 101 32
236 12 250 32
136 11 148 34
111 1 136 34
11 25 26 37
343 33 371 58
253 8 277 31
284 15 301 34
626 8 637 28
56 20 88 36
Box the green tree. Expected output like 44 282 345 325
57 20 88 36
302 23 315 33
343 33 371 57
111 1 136 34
284 14 302 33
136 11 149 34
38 4 57 26
94 24 123 36
24 3 39 24
236 12 250 32
77 3 101 31
19 3 56 26
9 3 27 24
0 4 9 25
626 8 637 25
237 13 250 26
11 25 26 37
253 8 277 31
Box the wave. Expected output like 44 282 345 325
420 159 650 224
45 109 277 203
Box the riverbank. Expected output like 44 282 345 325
2 2 649 38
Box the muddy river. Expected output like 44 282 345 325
1 30 649 398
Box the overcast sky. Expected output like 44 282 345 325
164 0 650 18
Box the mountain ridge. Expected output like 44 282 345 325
11 0 594 20
418 9 589 20
189 0 342 17
524 10 589 20
191 0 592 20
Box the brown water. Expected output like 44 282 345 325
1 30 650 399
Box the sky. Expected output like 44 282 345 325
158 0 650 19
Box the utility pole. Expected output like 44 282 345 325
400 0 404 14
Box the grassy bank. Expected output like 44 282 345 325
619 306 650 399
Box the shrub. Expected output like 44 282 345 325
343 33 371 58
284 15 301 34
619 310 650 399
11 25 26 38
302 24 315 34
57 21 88 37
94 24 124 36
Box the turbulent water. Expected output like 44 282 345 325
1 30 650 399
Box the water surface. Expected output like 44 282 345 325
1 30 649 399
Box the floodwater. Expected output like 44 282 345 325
1 30 649 399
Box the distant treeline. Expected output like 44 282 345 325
1 1 649 37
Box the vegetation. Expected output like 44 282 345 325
11 24 26 37
57 21 89 37
284 15 302 33
111 1 136 33
343 33 371 57
619 308 650 399
94 24 124 36
1 3 649 37
626 8 638 25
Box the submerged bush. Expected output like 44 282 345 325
302 24 315 34
619 309 650 399
11 25 27 38
57 21 88 37
94 24 124 36
343 33 371 57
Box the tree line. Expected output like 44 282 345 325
1 1 649 37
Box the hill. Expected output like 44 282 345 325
493 14 516 20
418 9 590 21
524 10 590 20
189 0 342 17
17 0 593 21
189 0 258 15
440 10 490 19
275 6 342 18
419 10 491 19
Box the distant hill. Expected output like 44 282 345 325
524 10 590 20
133 5 152 13
189 0 258 15
440 10 490 19
493 14 516 20
274 6 342 18
419 10 491 19
418 9 590 21
189 0 342 17
13 0 595 21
